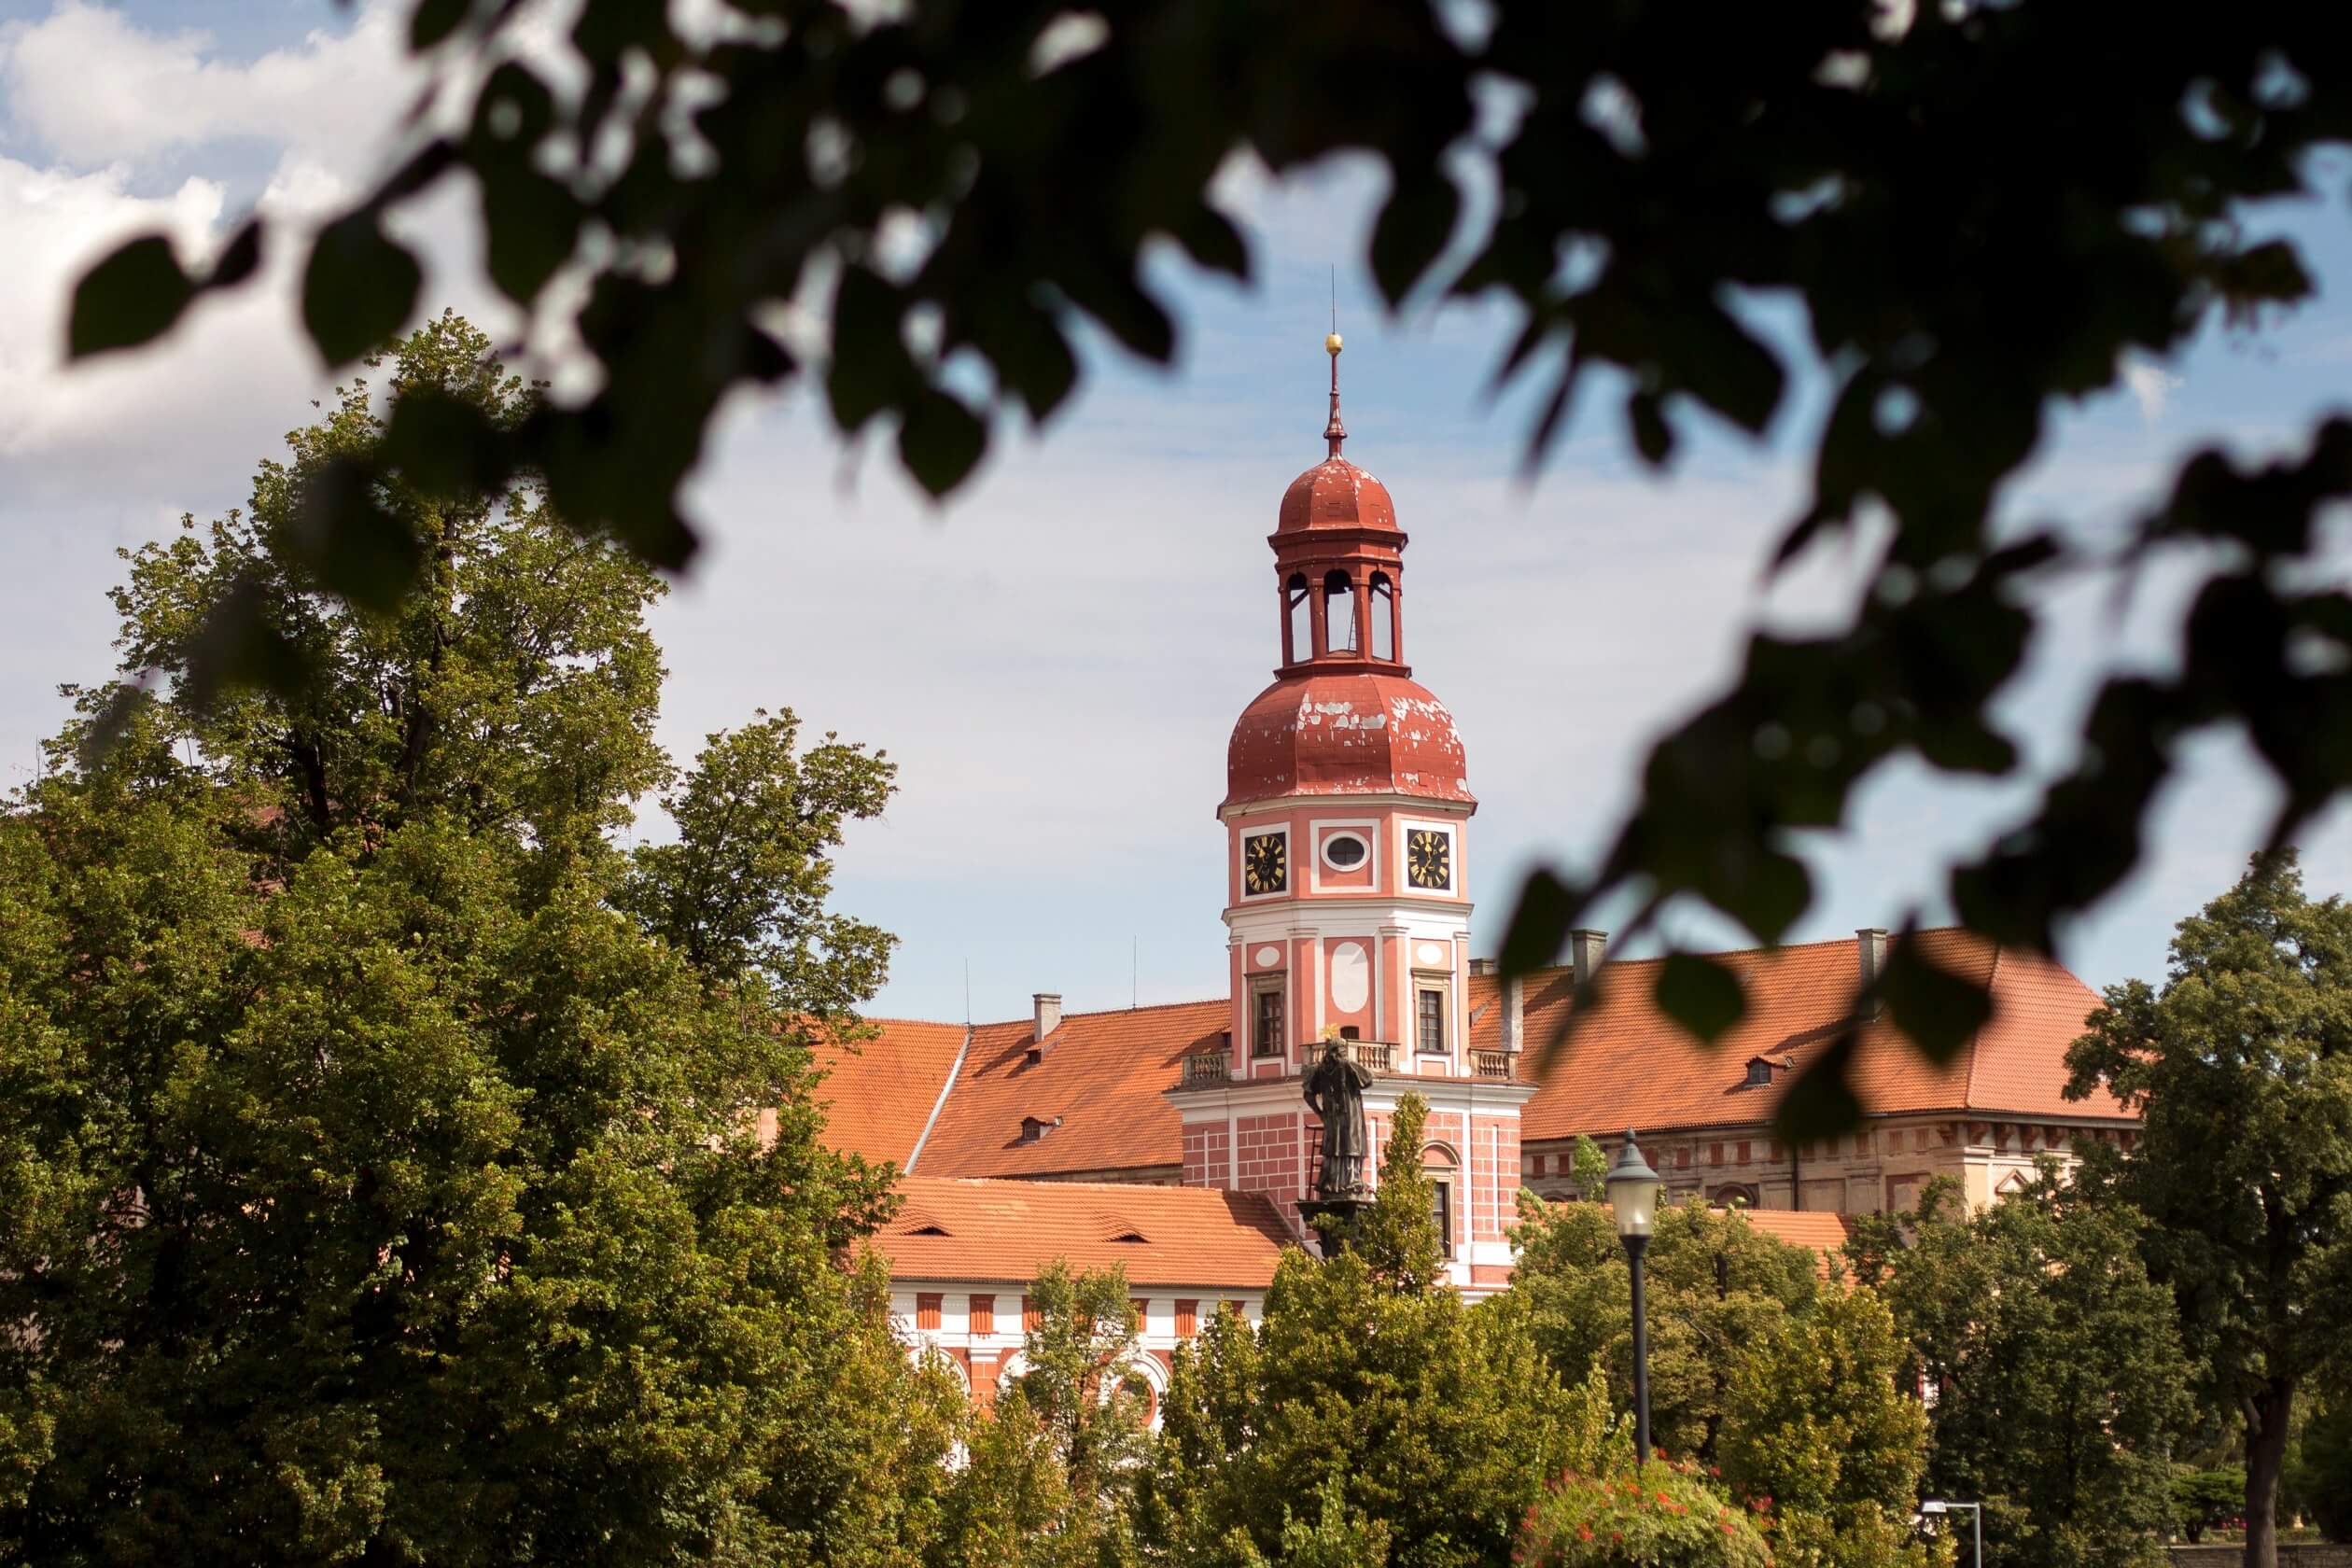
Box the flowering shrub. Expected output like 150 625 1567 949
1519 1457 1774 1568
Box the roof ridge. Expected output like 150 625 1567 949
1500 923 1983 986
954 995 1227 1032
895 1174 1248 1198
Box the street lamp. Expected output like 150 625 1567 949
1920 1499 1981 1568
1605 1127 1664 1464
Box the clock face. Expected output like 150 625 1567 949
1243 833 1288 895
1407 829 1452 890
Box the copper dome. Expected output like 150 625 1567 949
1224 669 1474 810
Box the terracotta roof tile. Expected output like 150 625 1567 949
866 1176 1295 1288
1739 1207 1855 1264
908 999 1225 1178
812 1019 970 1166
813 931 2124 1179
1473 929 2128 1141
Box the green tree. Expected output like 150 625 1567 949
1848 1174 2191 1568
2065 851 2352 1568
1570 1134 1609 1203
0 321 943 1566
100 312 672 862
1717 1279 1939 1568
2173 1471 2247 1545
936 1261 1149 1568
1142 1097 1572 1568
70 7 2352 1134
1509 1191 1823 1463
2291 1397 2352 1543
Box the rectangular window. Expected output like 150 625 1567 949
1131 1299 1150 1333
1174 1298 1199 1337
968 1294 995 1335
1022 1294 1041 1332
916 1292 943 1330
1416 985 1446 1054
1253 980 1285 1057
1432 1181 1454 1259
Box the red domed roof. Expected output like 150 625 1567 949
1225 670 1474 810
1277 457 1401 536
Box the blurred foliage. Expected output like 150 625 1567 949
63 0 2352 1130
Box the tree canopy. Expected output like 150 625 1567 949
0 319 943 1565
1141 1097 1574 1568
1847 1173 2193 1568
63 1 2352 1133
2065 850 2352 1568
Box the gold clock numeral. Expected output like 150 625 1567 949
1245 833 1287 894
1407 829 1450 890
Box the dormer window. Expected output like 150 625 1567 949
1745 1057 1774 1087
1019 1115 1062 1143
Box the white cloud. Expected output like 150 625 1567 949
0 1 411 169
2123 355 2183 425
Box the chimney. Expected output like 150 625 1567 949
1468 957 1499 977
1032 992 1062 1048
1502 973 1525 1056
1569 929 1609 988
1856 929 1888 1015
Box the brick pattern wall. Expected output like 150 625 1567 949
1182 1123 1232 1188
1469 1115 1519 1242
1234 1113 1304 1219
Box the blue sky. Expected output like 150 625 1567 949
6 0 2352 1026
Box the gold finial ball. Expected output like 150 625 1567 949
1326 332 1344 354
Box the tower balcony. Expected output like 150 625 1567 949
1174 1039 1519 1091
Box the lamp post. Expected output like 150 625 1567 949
1605 1127 1664 1464
1920 1499 1981 1568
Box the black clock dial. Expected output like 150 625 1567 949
1244 833 1288 895
1407 829 1451 890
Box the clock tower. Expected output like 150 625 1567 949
1168 336 1534 1290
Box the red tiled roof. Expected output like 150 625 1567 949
1474 929 2128 1143
813 931 2123 1180
1740 1208 1855 1258
868 1176 1295 1288
812 1019 970 1166
906 999 1225 1178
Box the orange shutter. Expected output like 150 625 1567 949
968 1294 995 1334
1130 1299 1149 1331
1022 1295 1041 1331
915 1293 943 1330
1173 1298 1199 1337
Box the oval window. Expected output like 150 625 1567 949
1322 833 1369 870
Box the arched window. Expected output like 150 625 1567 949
1284 573 1311 664
1423 1142 1460 1260
1323 569 1357 653
1369 571 1395 661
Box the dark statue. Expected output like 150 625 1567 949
1302 1037 1375 1199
